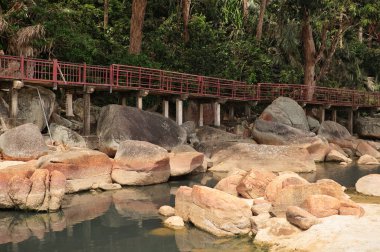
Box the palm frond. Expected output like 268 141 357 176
9 24 45 56
0 15 8 33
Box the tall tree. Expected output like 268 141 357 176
104 0 109 30
256 0 267 41
129 0 147 55
182 0 191 43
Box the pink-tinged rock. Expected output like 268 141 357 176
169 152 204 177
175 186 193 221
265 172 309 202
301 194 340 218
189 185 252 237
339 198 365 217
214 173 245 196
38 149 112 193
8 176 32 209
236 170 276 199
112 140 170 186
49 170 66 211
26 169 49 211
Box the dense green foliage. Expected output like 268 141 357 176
0 0 379 89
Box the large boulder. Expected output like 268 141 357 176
209 143 316 173
265 172 310 202
73 98 101 124
0 123 48 161
318 121 352 148
0 164 65 211
188 185 252 237
236 170 277 199
111 140 170 185
37 149 112 193
17 87 55 131
175 186 193 222
51 113 83 131
271 180 349 212
97 105 186 156
356 117 380 139
252 119 330 162
356 174 380 196
254 204 380 251
301 194 341 218
196 126 246 143
252 119 314 145
214 169 247 196
259 97 309 131
50 123 86 148
169 151 204 177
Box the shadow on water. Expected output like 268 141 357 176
0 163 378 252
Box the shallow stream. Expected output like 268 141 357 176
0 163 379 252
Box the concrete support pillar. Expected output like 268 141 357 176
83 93 91 136
245 104 251 117
214 102 220 127
331 110 337 122
9 88 18 119
199 103 204 127
319 107 325 123
176 99 183 125
228 105 234 120
66 93 74 117
162 100 169 118
136 96 143 110
121 96 127 106
9 80 23 119
347 109 354 134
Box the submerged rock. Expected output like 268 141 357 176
164 216 185 229
159 205 175 217
111 140 170 186
357 154 379 165
97 105 186 156
0 123 48 161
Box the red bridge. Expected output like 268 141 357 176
0 54 377 136
0 54 379 108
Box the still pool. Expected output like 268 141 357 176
0 163 379 252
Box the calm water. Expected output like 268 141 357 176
0 163 379 252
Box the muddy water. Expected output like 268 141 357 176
0 164 378 252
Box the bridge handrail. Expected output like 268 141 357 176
0 54 379 106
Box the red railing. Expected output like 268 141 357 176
0 54 379 107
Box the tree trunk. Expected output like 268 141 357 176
243 0 249 24
358 26 363 43
302 10 316 101
182 0 191 43
255 0 267 41
104 0 109 30
129 0 147 55
338 12 343 48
